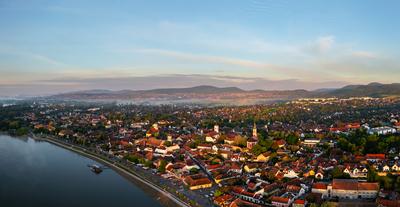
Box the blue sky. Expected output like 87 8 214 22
0 0 399 95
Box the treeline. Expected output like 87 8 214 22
337 129 400 155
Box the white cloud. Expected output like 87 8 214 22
303 35 335 55
316 36 335 52
351 51 378 59
131 48 279 70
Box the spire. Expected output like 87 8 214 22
252 122 257 138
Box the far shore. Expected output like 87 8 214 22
19 133 191 207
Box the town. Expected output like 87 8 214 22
1 97 400 207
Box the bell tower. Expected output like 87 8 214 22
252 122 257 138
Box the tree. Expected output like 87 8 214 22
251 144 267 156
16 127 28 136
367 166 378 182
331 166 344 179
189 168 200 174
234 136 247 147
164 141 172 147
158 160 167 173
286 134 299 145
364 135 380 154
214 189 224 197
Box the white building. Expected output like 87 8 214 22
312 179 379 199
368 126 397 135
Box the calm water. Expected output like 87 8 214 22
0 135 162 207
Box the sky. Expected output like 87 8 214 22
0 0 399 96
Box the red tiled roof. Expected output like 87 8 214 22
312 183 327 190
332 179 358 190
358 182 379 191
377 198 400 207
271 196 290 204
366 154 385 159
184 174 212 186
294 199 305 204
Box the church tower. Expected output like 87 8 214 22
252 122 257 138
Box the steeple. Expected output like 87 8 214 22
252 122 257 138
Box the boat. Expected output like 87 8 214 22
88 164 103 174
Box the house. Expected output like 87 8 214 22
262 183 280 197
312 183 328 196
206 131 220 143
271 196 291 207
315 170 324 180
228 163 242 174
302 138 320 147
255 152 270 162
392 163 400 172
224 134 237 145
292 199 306 207
197 143 212 150
214 194 235 207
368 127 397 135
366 154 385 162
283 169 298 178
232 187 265 205
183 174 212 190
312 179 379 199
383 165 390 172
275 139 286 148
228 198 263 207
244 163 259 173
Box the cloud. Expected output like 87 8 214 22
316 36 335 52
0 74 350 96
351 51 378 59
128 48 289 72
304 35 335 54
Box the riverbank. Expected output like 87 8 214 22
30 134 191 207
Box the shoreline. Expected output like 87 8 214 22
27 134 191 207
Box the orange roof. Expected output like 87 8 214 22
366 154 385 159
358 182 379 191
184 174 212 187
294 199 305 204
214 194 234 204
332 179 358 190
147 137 163 147
275 139 286 146
271 196 290 204
377 198 400 207
312 183 327 190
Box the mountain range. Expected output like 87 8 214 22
50 83 400 105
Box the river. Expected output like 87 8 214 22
0 134 163 207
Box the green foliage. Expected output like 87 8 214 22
158 159 167 173
144 160 154 168
286 134 299 145
164 141 172 147
8 121 20 129
331 166 350 179
15 127 28 136
125 155 140 164
189 168 200 174
188 142 198 149
251 136 273 155
214 189 224 197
